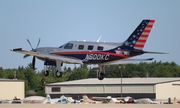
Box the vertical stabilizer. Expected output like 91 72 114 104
122 19 155 50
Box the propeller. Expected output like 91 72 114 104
24 38 41 70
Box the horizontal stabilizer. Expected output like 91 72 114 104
124 58 154 61
143 51 168 54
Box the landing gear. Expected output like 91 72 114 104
44 70 49 76
44 65 49 77
55 60 63 78
55 70 63 77
97 65 105 80
98 72 105 80
44 60 63 78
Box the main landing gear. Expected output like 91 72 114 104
44 60 63 78
97 65 105 80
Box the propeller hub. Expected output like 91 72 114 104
24 38 41 70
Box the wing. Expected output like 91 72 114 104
91 97 112 101
11 48 83 64
106 58 153 65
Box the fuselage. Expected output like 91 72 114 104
36 41 143 65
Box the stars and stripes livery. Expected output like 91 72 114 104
122 20 155 50
11 19 167 80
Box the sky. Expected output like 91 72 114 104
0 0 180 71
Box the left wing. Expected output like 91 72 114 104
11 48 83 64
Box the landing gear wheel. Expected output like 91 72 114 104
98 72 105 80
44 70 49 76
56 70 62 77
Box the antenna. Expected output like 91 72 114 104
96 36 101 42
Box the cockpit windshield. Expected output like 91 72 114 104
59 45 63 48
64 43 74 49
59 43 66 48
59 43 74 49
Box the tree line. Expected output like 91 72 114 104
0 61 180 97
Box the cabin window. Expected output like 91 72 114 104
97 46 104 50
51 87 60 92
78 45 84 50
64 43 73 49
88 45 94 50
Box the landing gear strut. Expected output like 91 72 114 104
55 60 63 78
98 65 105 80
43 61 63 78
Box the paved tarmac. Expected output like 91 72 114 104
0 104 180 108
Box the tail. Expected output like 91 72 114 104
82 94 90 101
46 94 52 103
82 94 91 104
122 19 155 50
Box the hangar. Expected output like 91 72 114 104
0 78 24 100
45 78 180 101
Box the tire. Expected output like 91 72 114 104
44 70 49 76
98 72 105 80
55 70 62 77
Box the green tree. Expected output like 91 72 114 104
68 68 89 81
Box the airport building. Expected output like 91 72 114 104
0 78 24 100
45 78 180 101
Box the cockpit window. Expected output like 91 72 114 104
64 43 74 49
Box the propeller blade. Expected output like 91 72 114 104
23 54 30 59
36 38 41 48
27 39 33 50
32 56 36 70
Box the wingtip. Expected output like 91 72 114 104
10 48 22 51
147 58 154 61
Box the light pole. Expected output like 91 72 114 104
119 65 125 98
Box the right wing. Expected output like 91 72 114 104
11 48 83 64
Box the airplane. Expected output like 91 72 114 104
82 94 131 104
10 19 167 80
81 94 102 104
46 94 75 104
133 98 160 104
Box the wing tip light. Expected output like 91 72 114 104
11 48 22 51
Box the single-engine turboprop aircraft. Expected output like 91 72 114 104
11 19 167 80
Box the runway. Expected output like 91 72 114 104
0 104 179 108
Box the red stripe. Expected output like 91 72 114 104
146 25 153 28
140 34 148 38
150 20 155 23
52 51 92 54
51 51 130 58
143 30 151 32
134 44 144 48
137 39 146 43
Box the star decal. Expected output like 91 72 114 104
133 40 136 44
125 41 130 46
